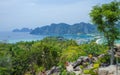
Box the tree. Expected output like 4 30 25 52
90 1 120 65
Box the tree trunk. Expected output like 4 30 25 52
107 37 114 65
110 45 114 65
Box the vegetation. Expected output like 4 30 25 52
90 0 120 65
0 37 108 75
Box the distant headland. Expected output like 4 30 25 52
12 28 32 32
12 22 98 35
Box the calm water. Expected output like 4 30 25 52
0 32 46 43
0 31 93 43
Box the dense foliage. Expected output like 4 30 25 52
0 37 108 75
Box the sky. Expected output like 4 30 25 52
0 0 114 31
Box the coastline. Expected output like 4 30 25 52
96 38 101 44
0 31 94 44
96 38 120 45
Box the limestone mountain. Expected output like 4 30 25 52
30 22 97 35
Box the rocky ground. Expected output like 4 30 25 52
45 55 120 75
99 65 120 75
40 45 120 75
65 64 120 75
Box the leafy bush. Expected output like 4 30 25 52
79 42 108 56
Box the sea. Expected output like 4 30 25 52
1 31 120 44
0 31 94 44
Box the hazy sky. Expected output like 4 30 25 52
0 0 114 31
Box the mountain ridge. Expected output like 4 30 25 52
30 22 98 35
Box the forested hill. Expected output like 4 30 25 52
30 22 97 35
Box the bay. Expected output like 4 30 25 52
0 31 93 43
0 31 46 43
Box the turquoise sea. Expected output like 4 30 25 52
0 32 46 43
0 31 94 43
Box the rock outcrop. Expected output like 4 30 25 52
114 45 120 57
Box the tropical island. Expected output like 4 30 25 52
0 1 120 75
30 22 97 35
